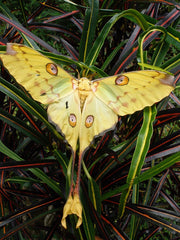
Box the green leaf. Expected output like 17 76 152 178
88 178 101 216
82 206 95 240
79 0 99 62
101 41 127 71
137 63 173 74
137 152 180 183
102 152 179 201
0 140 24 162
161 53 180 70
86 9 149 67
165 25 180 50
119 106 157 217
82 160 101 215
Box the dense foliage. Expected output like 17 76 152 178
0 0 179 239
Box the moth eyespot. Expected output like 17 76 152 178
69 114 77 127
85 115 94 128
46 63 58 75
115 75 129 86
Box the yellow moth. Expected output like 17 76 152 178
1 43 175 228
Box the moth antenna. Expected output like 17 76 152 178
75 69 80 79
82 69 86 77
90 72 97 80
87 72 97 81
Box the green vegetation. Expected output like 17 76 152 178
0 0 179 239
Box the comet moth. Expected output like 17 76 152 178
0 43 175 228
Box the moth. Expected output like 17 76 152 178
1 43 175 228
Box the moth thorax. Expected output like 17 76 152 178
78 77 92 112
78 77 92 91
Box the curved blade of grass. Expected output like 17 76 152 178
139 26 167 68
119 106 157 217
30 168 61 195
79 0 99 62
38 49 81 68
85 9 149 68
111 8 180 74
35 49 102 75
138 25 180 71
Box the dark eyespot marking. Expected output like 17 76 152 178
46 63 58 75
69 114 77 127
115 75 129 86
85 115 94 128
